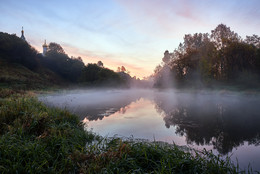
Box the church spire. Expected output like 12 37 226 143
43 39 47 47
20 26 26 41
42 39 48 56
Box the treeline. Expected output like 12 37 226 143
0 32 139 88
154 24 260 88
0 32 38 70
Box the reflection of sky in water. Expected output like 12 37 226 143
39 89 260 171
229 143 260 171
84 96 260 171
84 98 187 145
83 97 216 152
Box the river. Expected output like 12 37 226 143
39 89 260 171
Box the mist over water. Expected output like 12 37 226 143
40 89 154 120
39 88 260 170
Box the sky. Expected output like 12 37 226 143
0 0 260 78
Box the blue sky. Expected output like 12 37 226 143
1 0 260 78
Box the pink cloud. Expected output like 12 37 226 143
175 0 196 20
114 0 206 38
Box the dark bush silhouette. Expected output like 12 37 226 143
0 32 38 70
81 63 122 85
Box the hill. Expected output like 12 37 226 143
0 32 67 89
0 58 64 89
0 31 144 90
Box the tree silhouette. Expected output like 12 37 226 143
81 63 122 85
97 60 104 67
47 42 66 55
154 24 260 88
0 32 38 70
121 66 126 72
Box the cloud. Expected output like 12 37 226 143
4 0 260 79
114 0 208 38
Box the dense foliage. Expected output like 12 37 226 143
80 63 123 86
0 32 38 70
41 42 85 82
154 24 260 88
0 32 131 88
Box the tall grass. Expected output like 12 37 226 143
0 96 95 173
76 138 246 174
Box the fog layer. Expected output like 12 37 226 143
39 89 260 154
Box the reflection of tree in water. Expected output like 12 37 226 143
81 97 141 121
154 92 260 154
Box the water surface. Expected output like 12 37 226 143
39 89 260 171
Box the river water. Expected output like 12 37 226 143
39 89 260 171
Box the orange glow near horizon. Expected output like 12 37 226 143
34 41 153 79
13 0 259 80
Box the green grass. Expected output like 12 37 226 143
0 92 257 173
0 59 64 90
76 138 245 174
0 96 95 173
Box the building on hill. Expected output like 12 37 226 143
42 40 48 56
20 27 26 41
19 27 48 56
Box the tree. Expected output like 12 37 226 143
154 23 260 88
116 66 127 72
121 66 126 72
47 42 65 55
162 50 171 64
222 41 257 80
68 57 85 82
97 60 104 67
0 32 38 70
245 35 260 48
210 24 241 80
81 63 122 85
42 42 85 82
210 24 240 49
81 64 101 82
77 56 83 62
154 64 162 75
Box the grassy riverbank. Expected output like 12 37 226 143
0 90 254 173
0 93 95 173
